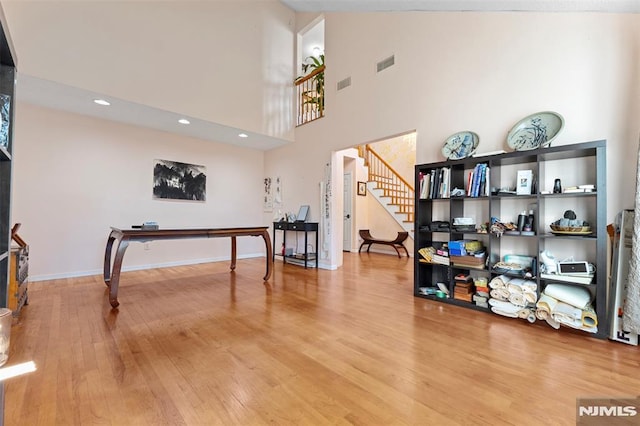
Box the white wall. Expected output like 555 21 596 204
12 103 266 280
266 11 640 267
3 0 296 140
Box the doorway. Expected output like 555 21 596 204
331 131 417 266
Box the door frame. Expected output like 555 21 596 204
343 172 353 251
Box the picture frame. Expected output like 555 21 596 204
357 181 367 196
516 169 533 195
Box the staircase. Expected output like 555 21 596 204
360 144 414 234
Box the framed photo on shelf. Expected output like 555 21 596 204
357 181 367 196
516 169 533 195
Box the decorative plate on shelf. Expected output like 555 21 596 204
507 111 564 151
441 131 479 160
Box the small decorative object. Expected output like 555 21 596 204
553 178 562 193
357 181 367 196
516 170 533 195
507 111 564 151
441 131 479 160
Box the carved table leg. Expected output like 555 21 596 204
108 239 130 308
262 230 273 281
230 236 237 271
103 231 118 287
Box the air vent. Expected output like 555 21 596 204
337 77 351 91
376 55 395 73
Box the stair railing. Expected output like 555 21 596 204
363 144 414 223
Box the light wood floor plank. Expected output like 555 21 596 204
5 253 640 425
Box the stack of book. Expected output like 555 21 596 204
453 274 474 302
418 246 450 265
419 167 451 199
432 247 450 265
473 277 489 308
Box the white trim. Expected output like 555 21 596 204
29 253 266 282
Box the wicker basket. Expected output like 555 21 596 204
550 224 591 232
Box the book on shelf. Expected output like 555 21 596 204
420 167 450 199
465 163 488 197
453 293 473 302
432 254 451 265
563 186 594 193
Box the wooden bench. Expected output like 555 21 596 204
358 229 409 258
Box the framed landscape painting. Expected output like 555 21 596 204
153 159 206 201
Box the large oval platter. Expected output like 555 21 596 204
507 111 564 151
441 131 479 160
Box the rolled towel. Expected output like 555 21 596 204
489 299 522 317
556 316 598 333
517 308 531 319
508 278 537 294
523 290 538 304
490 288 510 301
545 317 561 329
581 305 598 327
535 309 548 320
490 275 511 289
544 284 592 309
491 307 519 318
536 294 558 317
509 292 527 307
527 311 536 323
551 301 583 323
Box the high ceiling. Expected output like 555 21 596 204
281 0 640 13
11 1 640 152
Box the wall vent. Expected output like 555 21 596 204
376 55 395 73
337 77 351 91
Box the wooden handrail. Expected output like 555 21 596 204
294 65 325 86
363 144 415 223
366 145 414 191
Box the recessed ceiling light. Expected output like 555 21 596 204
178 119 190 125
93 99 110 106
238 133 248 138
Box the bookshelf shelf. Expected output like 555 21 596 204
414 140 608 339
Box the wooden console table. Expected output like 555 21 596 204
103 226 272 308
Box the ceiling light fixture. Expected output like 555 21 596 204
93 99 110 106
238 133 248 138
178 119 190 125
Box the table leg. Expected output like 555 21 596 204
230 236 237 271
108 239 130 308
261 230 273 281
103 231 118 287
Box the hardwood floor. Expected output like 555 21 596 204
4 253 640 425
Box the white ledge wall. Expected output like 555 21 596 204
265 11 640 268
12 103 267 280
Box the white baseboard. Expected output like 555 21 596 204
29 253 265 282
